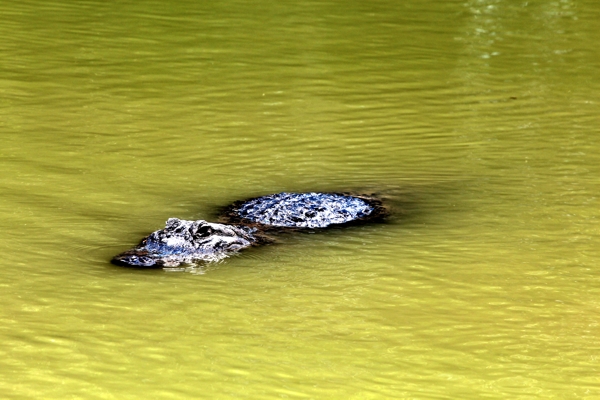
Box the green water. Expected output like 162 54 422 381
1 0 599 398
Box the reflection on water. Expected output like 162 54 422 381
0 0 599 398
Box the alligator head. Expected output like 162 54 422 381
112 218 258 268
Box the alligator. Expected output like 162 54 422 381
112 192 386 268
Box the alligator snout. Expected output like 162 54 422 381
111 251 160 268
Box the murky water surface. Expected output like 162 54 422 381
1 0 599 398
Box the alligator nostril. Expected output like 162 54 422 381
111 253 158 268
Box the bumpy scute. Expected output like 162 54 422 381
222 192 386 229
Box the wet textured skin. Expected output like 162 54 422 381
221 192 387 229
112 192 387 268
111 218 259 268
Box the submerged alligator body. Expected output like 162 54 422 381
112 192 386 268
222 192 385 228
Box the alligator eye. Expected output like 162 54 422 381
196 225 213 237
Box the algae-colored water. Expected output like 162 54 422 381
1 0 599 398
